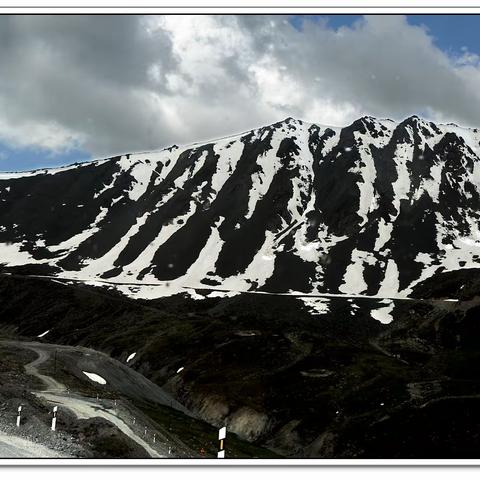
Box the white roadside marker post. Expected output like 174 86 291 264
218 426 226 459
51 406 58 432
16 406 22 427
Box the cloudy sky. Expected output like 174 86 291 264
2 14 480 171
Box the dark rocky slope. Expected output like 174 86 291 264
2 272 480 458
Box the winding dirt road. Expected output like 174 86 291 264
0 433 63 458
1 340 178 458
24 345 65 393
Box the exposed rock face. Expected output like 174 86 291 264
226 406 272 442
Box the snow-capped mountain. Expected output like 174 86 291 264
1 115 480 300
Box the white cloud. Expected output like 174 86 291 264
0 115 85 152
1 14 480 162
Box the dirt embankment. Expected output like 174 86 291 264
0 340 182 458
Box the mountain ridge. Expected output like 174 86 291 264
3 114 475 177
1 114 480 310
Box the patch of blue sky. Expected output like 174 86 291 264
0 141 92 173
290 15 480 58
407 15 480 57
289 15 361 32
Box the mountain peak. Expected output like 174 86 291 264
1 112 480 304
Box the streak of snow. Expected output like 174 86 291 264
211 139 244 196
48 207 108 253
222 230 277 291
391 139 413 215
377 259 400 297
79 210 150 276
321 129 340 156
121 200 197 278
374 218 393 251
173 150 208 191
180 216 226 285
245 128 284 219
94 171 121 199
419 162 443 203
349 135 378 226
339 249 374 295
123 161 153 202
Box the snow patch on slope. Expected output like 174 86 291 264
371 300 394 324
339 249 374 295
302 297 330 315
0 242 41 266
82 371 107 385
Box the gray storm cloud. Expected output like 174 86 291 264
0 14 480 160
